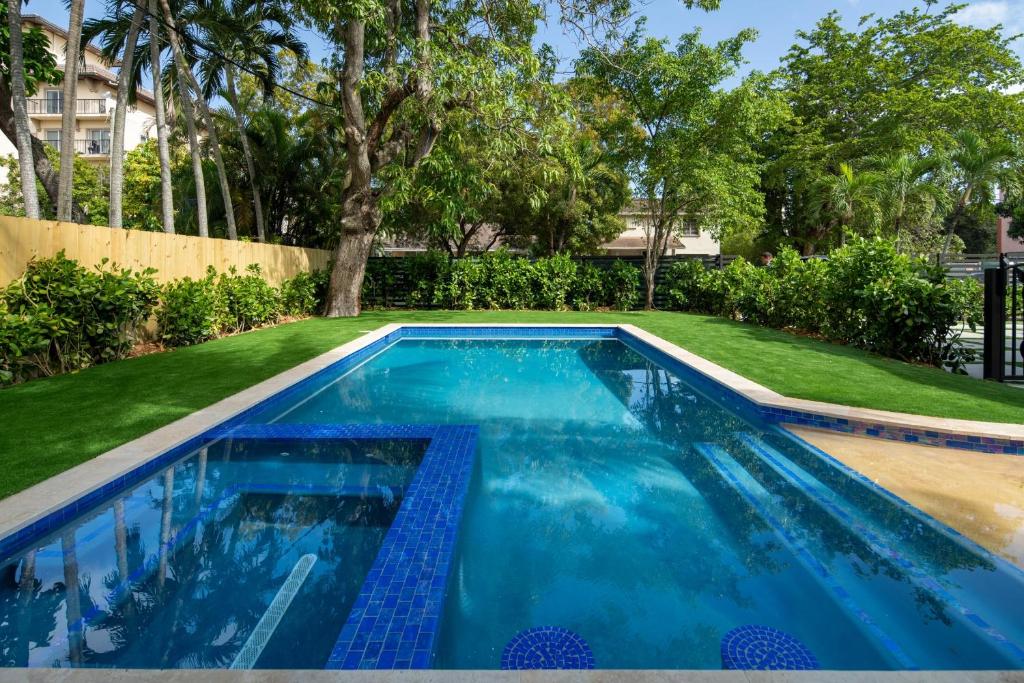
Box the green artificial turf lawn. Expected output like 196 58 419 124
2 310 1022 500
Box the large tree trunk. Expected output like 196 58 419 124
108 0 143 228
6 0 41 219
324 194 379 317
56 0 85 221
149 0 175 233
0 78 86 221
158 0 208 236
225 65 264 241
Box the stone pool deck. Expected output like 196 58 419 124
790 427 1024 570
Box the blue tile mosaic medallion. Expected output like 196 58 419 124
720 625 819 671
501 626 595 670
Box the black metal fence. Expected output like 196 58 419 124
359 253 736 309
983 253 1024 382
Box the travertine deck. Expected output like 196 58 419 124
790 427 1024 569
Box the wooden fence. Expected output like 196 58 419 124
0 216 333 286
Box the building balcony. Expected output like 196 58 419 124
27 98 109 116
41 137 110 156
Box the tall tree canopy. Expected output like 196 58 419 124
763 3 1024 254
578 25 785 308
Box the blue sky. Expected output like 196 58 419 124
22 0 1024 80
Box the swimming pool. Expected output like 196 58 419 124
1 326 1023 671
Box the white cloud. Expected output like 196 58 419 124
954 1 1013 29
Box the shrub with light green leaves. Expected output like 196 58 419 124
1 252 158 382
157 269 229 347
533 254 578 310
218 264 281 332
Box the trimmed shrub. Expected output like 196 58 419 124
1 252 158 381
218 264 281 332
570 263 605 311
533 254 578 310
157 269 229 347
660 237 982 371
406 251 449 308
478 250 535 309
281 271 320 317
604 260 641 311
434 257 484 310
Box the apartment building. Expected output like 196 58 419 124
0 14 158 178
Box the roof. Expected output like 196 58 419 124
601 235 686 251
22 15 156 106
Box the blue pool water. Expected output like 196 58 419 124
2 330 1024 670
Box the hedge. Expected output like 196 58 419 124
661 239 984 371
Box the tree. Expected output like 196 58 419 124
157 0 211 236
5 0 39 218
56 0 86 221
149 0 174 233
158 0 238 239
107 0 145 229
579 27 783 308
943 130 1018 257
805 162 879 254
194 0 307 242
763 4 1024 255
872 153 949 253
296 0 547 316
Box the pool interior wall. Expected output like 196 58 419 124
1 326 1024 672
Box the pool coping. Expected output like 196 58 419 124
3 322 1023 548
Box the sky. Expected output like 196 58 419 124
20 0 1024 83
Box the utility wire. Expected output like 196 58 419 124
133 3 340 110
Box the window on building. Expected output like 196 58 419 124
43 130 61 147
680 220 699 237
86 129 110 154
45 90 63 114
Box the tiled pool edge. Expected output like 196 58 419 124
208 423 480 670
616 324 1024 455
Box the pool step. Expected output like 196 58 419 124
692 442 916 669
733 432 1024 668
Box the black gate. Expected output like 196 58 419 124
984 254 1024 382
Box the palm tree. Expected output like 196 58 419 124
108 0 144 229
195 0 307 242
56 0 86 222
157 0 210 236
872 153 949 253
82 0 177 232
943 130 1019 258
5 0 41 219
149 0 175 233
806 161 880 249
158 0 236 239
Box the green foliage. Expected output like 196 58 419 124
1 253 158 383
0 148 110 225
218 264 281 331
661 238 980 370
361 258 399 308
477 250 536 310
405 252 449 308
569 263 606 311
0 6 62 94
434 258 484 310
604 260 641 311
157 270 230 347
280 271 322 317
533 254 577 310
